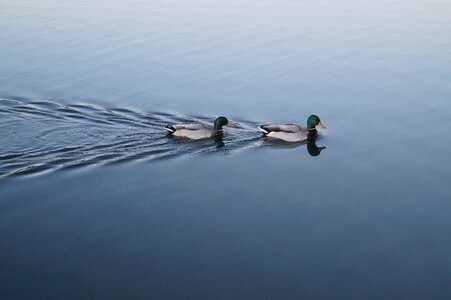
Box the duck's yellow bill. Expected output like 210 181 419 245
319 122 326 129
227 121 234 127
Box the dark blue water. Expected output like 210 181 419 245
1 0 451 299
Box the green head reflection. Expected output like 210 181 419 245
307 136 326 156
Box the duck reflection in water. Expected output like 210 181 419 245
215 136 225 148
166 132 226 150
307 136 326 156
262 135 326 157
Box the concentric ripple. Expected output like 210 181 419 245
0 98 324 178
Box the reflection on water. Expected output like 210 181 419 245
307 138 326 156
0 98 324 178
261 135 326 156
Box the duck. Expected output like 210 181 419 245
258 115 326 142
165 116 234 140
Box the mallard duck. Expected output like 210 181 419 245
165 116 234 140
258 115 326 142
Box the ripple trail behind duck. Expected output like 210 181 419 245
0 98 265 178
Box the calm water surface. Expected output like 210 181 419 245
1 0 451 299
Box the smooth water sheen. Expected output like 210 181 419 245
1 0 451 299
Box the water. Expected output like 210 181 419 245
1 0 451 299
0 98 327 177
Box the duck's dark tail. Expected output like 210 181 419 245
258 125 271 135
165 124 176 134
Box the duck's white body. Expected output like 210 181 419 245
258 124 312 142
165 123 218 140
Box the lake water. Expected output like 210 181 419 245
1 0 451 298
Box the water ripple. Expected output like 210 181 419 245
0 98 326 178
0 98 272 178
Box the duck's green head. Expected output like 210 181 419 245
214 116 234 130
307 115 326 130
